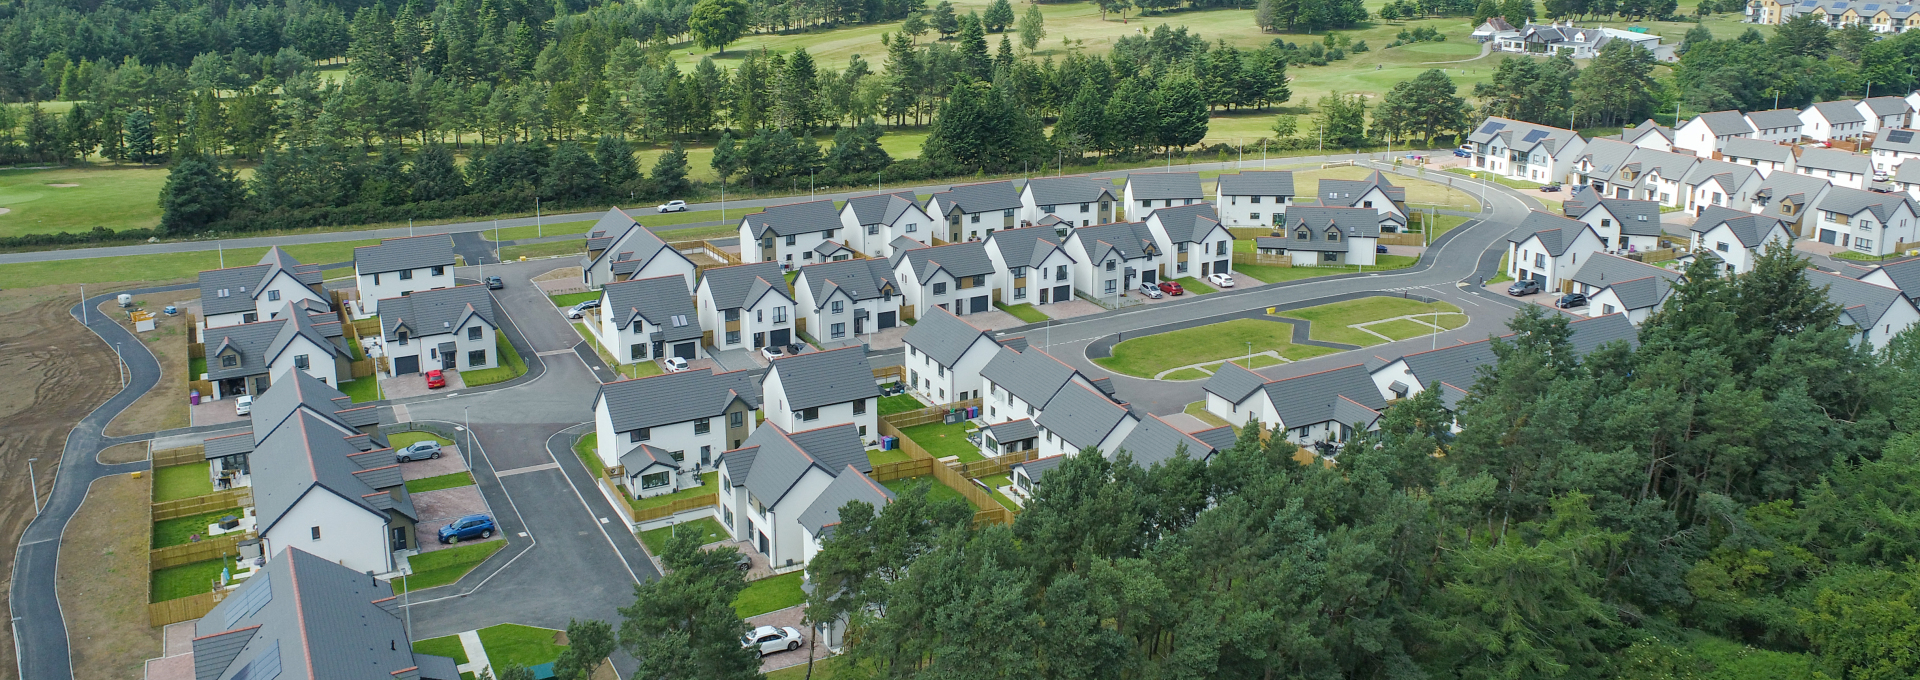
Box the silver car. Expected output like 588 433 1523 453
397 440 443 463
1138 282 1163 299
742 625 803 655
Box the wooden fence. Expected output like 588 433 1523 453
1378 232 1427 247
875 419 1012 527
872 366 905 385
1628 247 1681 263
151 532 253 570
881 398 984 429
1233 252 1293 268
153 446 205 467
187 340 205 359
635 494 720 523
153 488 250 521
352 317 383 336
1228 227 1276 240
953 449 1040 479
671 240 742 269
150 591 225 626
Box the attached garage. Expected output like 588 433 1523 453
769 328 791 347
969 295 989 313
673 342 697 360
393 355 420 375
1053 285 1071 304
878 311 897 329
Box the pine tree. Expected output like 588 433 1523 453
982 0 1015 32
1154 75 1208 151
650 142 692 199
594 135 640 195
158 151 244 233
932 1 960 37
542 141 604 203
711 130 741 182
618 531 761 680
410 143 469 201
958 13 991 79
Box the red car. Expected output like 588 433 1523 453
1157 280 1185 296
425 369 447 389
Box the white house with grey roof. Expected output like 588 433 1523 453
1809 185 1920 255
983 225 1078 306
889 239 1000 318
1747 170 1833 236
980 343 1096 426
1675 111 1756 157
794 258 902 345
1568 198 1666 252
599 274 703 367
1507 210 1606 291
1807 268 1920 348
900 306 1001 404
1567 253 1682 323
1619 120 1676 151
1893 161 1920 202
352 234 455 315
1317 171 1409 224
377 284 498 377
696 261 796 351
1859 96 1912 134
927 180 1023 243
1795 146 1872 189
716 422 876 568
1123 172 1206 220
1857 256 1920 302
1203 363 1384 455
1719 137 1794 176
1467 117 1588 184
1691 206 1794 274
1369 313 1637 409
204 368 383 489
251 395 416 574
1615 147 1702 207
1254 206 1386 267
840 191 932 258
594 367 758 500
797 466 895 565
1214 170 1295 228
1682 158 1765 217
581 208 698 292
1871 128 1920 175
1744 108 1807 143
192 547 461 680
763 346 880 442
1020 175 1117 228
199 247 328 330
1063 220 1166 298
1573 137 1642 196
1802 100 1869 142
1035 381 1137 460
1115 414 1237 468
204 305 353 399
1145 203 1234 279
740 199 846 270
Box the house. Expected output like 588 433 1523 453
1467 117 1588 184
695 261 796 351
1807 185 1920 255
1254 206 1387 267
1871 129 1920 175
581 208 699 291
1496 22 1612 57
594 367 758 498
980 343 1096 425
1619 119 1676 151
763 346 880 441
1681 158 1765 216
192 548 462 680
1145 203 1235 279
1567 253 1683 323
1123 172 1206 219
900 306 1002 404
926 180 1023 243
1035 381 1138 459
599 274 703 367
252 404 415 574
1202 363 1385 455
1573 138 1643 196
1808 268 1920 348
1894 160 1920 200
203 368 383 490
1567 198 1666 252
198 247 328 329
1318 170 1409 225
1859 96 1913 134
1611 147 1702 207
203 306 353 399
1369 313 1637 409
979 418 1041 458
740 199 846 270
796 464 895 565
889 239 1000 319
1506 210 1607 291
1062 220 1166 298
1020 175 1117 228
1719 137 1795 176
1471 16 1517 41
1690 205 1795 274
1674 110 1756 157
1857 257 1920 302
1745 108 1808 143
353 235 455 315
1801 100 1869 142
1115 414 1237 468
1747 170 1833 236
793 257 903 345
1009 454 1068 499
983 225 1078 306
377 284 498 378
840 191 932 258
716 422 877 568
1214 170 1295 228
1795 146 1873 189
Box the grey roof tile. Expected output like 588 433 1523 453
1508 210 1591 256
1573 199 1664 237
1745 108 1806 131
1259 365 1385 429
1147 204 1225 244
1070 221 1162 262
797 466 894 537
1862 96 1910 117
1750 171 1832 222
980 345 1082 412
742 199 842 239
1693 110 1756 136
798 258 899 306
1468 117 1581 155
1602 275 1675 310
1126 172 1204 200
1318 171 1406 206
354 234 455 275
1815 185 1917 223
1877 128 1920 154
901 306 994 367
1568 252 1680 291
1217 171 1295 197
1203 361 1268 404
1863 257 1920 295
1279 206 1395 252
604 275 701 342
1692 205 1788 246
1720 137 1794 163
1035 381 1132 450
597 367 759 432
1809 267 1907 329
1797 147 1872 175
1013 454 1068 484
842 191 921 225
196 548 440 680
985 226 1073 271
1116 414 1225 468
1577 138 1639 177
1022 176 1116 206
984 418 1038 443
1620 119 1674 144
701 262 792 310
198 248 324 317
1681 159 1761 198
894 239 997 283
379 284 497 342
1809 100 1868 126
1392 313 1638 408
768 346 879 411
929 180 1022 214
251 411 405 536
737 423 869 507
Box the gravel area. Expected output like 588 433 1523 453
412 486 492 553
398 443 469 480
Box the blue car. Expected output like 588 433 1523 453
438 514 496 543
1452 149 1472 158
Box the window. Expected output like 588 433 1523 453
832 300 845 314
468 349 486 366
1105 279 1117 293
293 354 310 370
398 330 409 346
1177 261 1189 273
910 369 919 385
267 290 281 302
725 309 740 322
831 322 846 338
641 471 671 489
633 428 651 442
1079 203 1090 213
854 398 867 415
786 235 798 246
933 282 948 295
1011 267 1025 279
1055 265 1067 279
905 223 917 233
1603 304 1616 314
1217 241 1228 256
970 214 981 223
311 527 322 540
400 269 413 280
1177 243 1189 253
1014 286 1027 299
1716 241 1731 253
1251 195 1262 204
973 274 986 286
731 411 744 427
701 446 712 466
868 224 879 235
1105 260 1116 271
468 326 482 340
726 330 741 345
800 407 819 421
243 312 258 323
1140 199 1151 208
803 251 813 260
1042 204 1057 212
937 365 945 377
1534 253 1545 267
222 355 238 367
695 418 711 434
1251 213 1261 220
432 265 445 276
756 309 763 322
1323 252 1339 262
631 343 647 360
775 307 789 322
1363 200 1373 208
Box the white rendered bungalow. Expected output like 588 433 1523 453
983 225 1078 306
1318 171 1409 226
1506 210 1606 292
840 191 932 258
1690 206 1794 275
1619 120 1676 151
1020 175 1117 228
1747 171 1832 237
1214 171 1295 229
1567 253 1683 324
1145 204 1234 280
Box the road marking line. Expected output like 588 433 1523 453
535 350 574 357
495 462 560 477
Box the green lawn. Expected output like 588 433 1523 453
1162 368 1209 380
1276 297 1463 347
1173 277 1217 295
1490 252 1513 284
1233 254 1419 284
188 356 207 382
627 472 719 512
612 359 664 380
500 240 586 260
151 556 234 602
1444 166 1545 190
395 540 506 593
734 571 807 618
486 207 733 241
1370 318 1451 341
1835 250 1895 262
977 473 1020 512
412 635 471 666
994 302 1050 323
1094 318 1339 378
152 507 244 549
0 238 382 288
337 376 382 403
574 432 605 478
0 165 170 238
638 516 730 554
767 655 846 680
460 334 527 387
550 291 601 308
1184 400 1235 431
152 462 214 502
878 392 923 416
867 447 915 467
475 623 569 669
898 420 981 462
406 472 476 494
881 477 977 510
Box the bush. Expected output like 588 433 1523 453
1350 40 1368 52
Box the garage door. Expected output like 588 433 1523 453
970 295 989 313
1819 229 1838 244
769 328 791 347
674 342 697 360
878 311 896 329
393 355 420 375
1215 259 1229 274
1053 285 1071 303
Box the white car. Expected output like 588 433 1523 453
760 345 786 361
1138 282 1163 299
657 200 688 213
566 299 601 319
1207 272 1235 288
662 356 689 373
234 395 254 416
742 625 803 655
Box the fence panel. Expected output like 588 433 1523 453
153 446 202 467
187 341 206 359
872 366 904 385
1233 252 1293 267
1378 232 1427 247
151 533 252 570
956 449 1039 478
150 592 225 626
881 398 984 429
352 317 383 336
600 479 639 524
633 494 719 523
870 458 935 482
1628 248 1680 263
152 489 250 521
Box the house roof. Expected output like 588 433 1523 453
353 234 455 275
1576 138 1639 179
842 191 923 225
700 262 792 310
1573 198 1665 236
597 367 759 433
986 226 1074 270
1468 117 1581 155
1389 313 1638 408
204 309 349 381
198 248 324 317
1034 381 1132 450
1862 257 1920 296
619 444 677 474
798 258 899 307
1810 267 1907 329
741 199 842 239
1617 147 1700 183
1013 454 1069 484
1862 96 1911 117
1126 172 1204 200
1216 170 1295 197
797 466 895 539
1257 364 1386 429
1202 360 1271 404
1692 205 1788 247
1475 16 1516 32
379 284 497 342
769 346 879 411
1876 128 1920 154
1746 108 1806 131
1117 414 1231 468
1720 137 1794 163
1750 171 1831 222
1599 274 1676 310
980 345 1081 412
1818 185 1918 223
1808 100 1867 126
1148 204 1226 244
929 180 1022 214
585 208 630 251
900 306 993 367
1023 176 1116 206
247 368 381 444
1568 252 1681 292
1620 119 1674 145
1269 206 1394 252
1508 210 1593 256
814 240 852 258
1070 221 1162 262
892 239 997 283
1797 147 1872 175
583 209 673 278
1692 110 1755 136
251 410 412 537
604 275 701 342
1317 171 1406 207
1681 159 1761 198
984 418 1038 443
727 423 870 508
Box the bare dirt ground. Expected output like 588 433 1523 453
0 284 125 674
97 442 150 465
101 289 194 437
59 472 163 680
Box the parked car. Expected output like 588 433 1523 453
761 345 786 361
733 552 753 571
567 299 601 319
485 276 504 290
1507 279 1542 296
1138 282 1163 298
234 395 253 416
1157 280 1185 296
425 369 447 389
1376 244 1390 254
1452 148 1472 158
1540 182 1562 192
397 440 443 463
437 514 495 544
1207 272 1235 288
741 626 803 655
1555 292 1589 308
662 356 689 373
657 200 689 213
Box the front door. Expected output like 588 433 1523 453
1053 285 1071 303
878 311 896 329
854 317 864 335
769 328 791 347
757 530 770 555
753 332 765 348
969 295 989 313
1200 261 1210 277
440 343 457 370
390 526 409 551
1039 288 1049 303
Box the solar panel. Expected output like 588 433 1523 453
1890 130 1914 144
1865 3 1880 9
230 640 282 680
221 573 272 629
1479 121 1507 134
1522 130 1550 143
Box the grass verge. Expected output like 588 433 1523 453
574 432 605 478
152 507 245 549
59 472 163 676
898 420 981 462
1173 277 1217 295
1093 318 1340 378
412 634 471 666
734 571 807 618
338 376 382 402
389 431 454 449
627 472 719 513
1275 296 1463 347
476 623 569 669
1162 368 1210 380
878 392 923 416
152 461 213 502
1231 254 1418 284
881 476 976 510
867 447 915 466
396 540 507 593
638 516 729 555
406 472 477 494
977 473 1021 511
550 291 601 308
499 240 586 260
994 302 1050 323
459 333 527 387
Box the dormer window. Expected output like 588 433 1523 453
221 354 238 367
1295 227 1309 240
1326 228 1342 242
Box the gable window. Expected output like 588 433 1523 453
311 527 322 540
400 269 413 280
905 223 917 232
933 282 948 295
641 471 670 489
398 330 410 346
1716 241 1731 253
773 307 787 322
1326 229 1342 242
432 266 445 276
293 354 310 370
695 417 711 434
633 428 651 442
267 290 281 302
1296 228 1309 240
469 326 483 340
832 300 845 314
1105 260 1116 271
1056 265 1067 279
854 398 867 415
731 411 744 427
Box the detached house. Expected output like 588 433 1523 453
1857 257 1920 303
695 262 796 351
1719 137 1794 176
1748 171 1833 236
1619 119 1676 151
1123 172 1206 219
1035 381 1138 460
1252 206 1386 267
1567 253 1683 324
353 235 455 315
840 191 932 258
599 275 703 366
1859 96 1913 134
1808 268 1920 348
793 258 902 344
204 306 353 399
717 422 878 568
1063 220 1165 298
890 239 1000 318
198 247 327 329
900 306 1001 404
1870 129 1920 175
593 367 758 498
1568 198 1665 252
1145 204 1234 280
796 466 895 565
1573 137 1641 195
1467 117 1588 183
1691 206 1794 274
927 180 1022 242
581 208 698 292
983 226 1078 306
1795 147 1872 189
980 343 1096 425
1744 108 1807 143
1020 175 1117 228
1319 171 1410 225
377 284 498 377
1801 100 1868 142
1215 170 1296 228
252 405 415 574
1116 414 1237 468
203 368 382 489
1612 147 1701 207
1809 185 1920 255
763 346 880 441
1681 158 1765 216
1895 161 1920 199
1203 363 1385 454
741 199 845 270
1506 210 1606 291
1674 110 1755 157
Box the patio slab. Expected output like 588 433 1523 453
190 397 250 428
1038 299 1103 320
750 605 833 674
